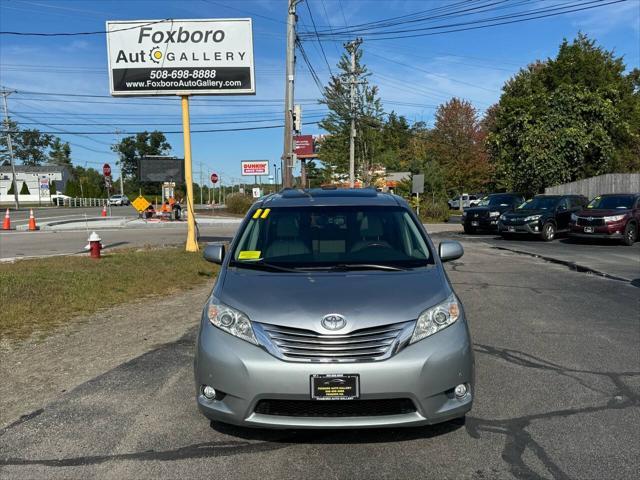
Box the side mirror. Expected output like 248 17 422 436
203 244 225 264
439 241 464 263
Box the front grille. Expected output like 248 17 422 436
504 218 525 226
471 211 489 219
257 321 412 362
254 399 416 417
577 217 605 227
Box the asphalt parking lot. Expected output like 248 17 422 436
1 233 638 480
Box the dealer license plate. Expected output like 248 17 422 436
508 226 516 232
471 221 479 226
311 374 360 400
584 227 594 233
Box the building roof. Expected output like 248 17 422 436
259 188 404 207
0 165 71 173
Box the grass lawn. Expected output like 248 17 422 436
0 247 218 342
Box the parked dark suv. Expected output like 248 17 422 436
569 193 640 246
462 193 524 234
498 194 587 241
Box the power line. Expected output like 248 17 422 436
304 0 334 76
299 0 627 41
17 121 321 136
0 18 170 36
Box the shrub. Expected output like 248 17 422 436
418 199 450 223
19 182 30 195
225 193 253 214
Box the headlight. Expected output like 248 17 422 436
410 294 460 344
499 214 507 221
570 213 578 222
524 214 542 222
207 298 257 345
489 211 500 218
604 214 625 223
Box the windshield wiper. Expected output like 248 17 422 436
310 263 409 272
229 261 301 273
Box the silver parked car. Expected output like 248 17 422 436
108 194 130 206
195 188 474 429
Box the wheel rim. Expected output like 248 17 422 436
545 224 554 240
627 225 636 242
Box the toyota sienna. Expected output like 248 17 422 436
194 188 474 428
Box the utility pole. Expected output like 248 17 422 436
345 39 362 188
114 129 124 196
1 88 19 209
282 0 299 189
199 161 203 206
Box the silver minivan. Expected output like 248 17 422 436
195 188 474 428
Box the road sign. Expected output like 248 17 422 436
132 195 151 213
210 173 219 184
106 19 255 96
252 187 261 198
241 160 269 176
103 163 112 177
412 174 424 194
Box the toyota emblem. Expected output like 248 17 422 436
321 314 346 331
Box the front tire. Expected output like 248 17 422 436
541 222 556 242
622 222 637 246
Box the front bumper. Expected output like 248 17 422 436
463 217 499 230
194 314 474 429
569 223 625 239
498 220 542 235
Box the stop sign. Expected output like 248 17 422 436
210 173 219 184
103 163 112 177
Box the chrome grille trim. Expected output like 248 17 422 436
253 320 415 363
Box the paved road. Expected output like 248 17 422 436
0 236 638 479
2 206 134 227
0 224 237 260
451 231 640 282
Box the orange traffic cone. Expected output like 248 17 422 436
28 209 38 231
101 205 107 217
2 208 10 230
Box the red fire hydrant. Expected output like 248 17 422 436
88 231 102 259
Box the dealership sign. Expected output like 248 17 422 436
106 18 255 96
241 160 269 176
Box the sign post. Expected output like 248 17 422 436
412 174 425 217
210 173 218 205
106 18 255 252
181 96 198 251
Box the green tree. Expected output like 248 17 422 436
111 131 172 180
487 34 640 195
0 119 54 166
427 98 491 195
318 45 385 184
49 138 72 166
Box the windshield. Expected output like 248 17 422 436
517 197 559 211
477 195 514 207
231 206 432 269
587 195 634 210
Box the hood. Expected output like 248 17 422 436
216 267 450 333
464 206 490 214
505 209 546 218
577 209 629 217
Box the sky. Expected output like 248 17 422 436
0 0 638 186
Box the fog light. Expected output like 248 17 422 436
202 385 217 400
533 226 539 232
454 384 468 398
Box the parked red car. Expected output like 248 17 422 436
569 193 640 246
